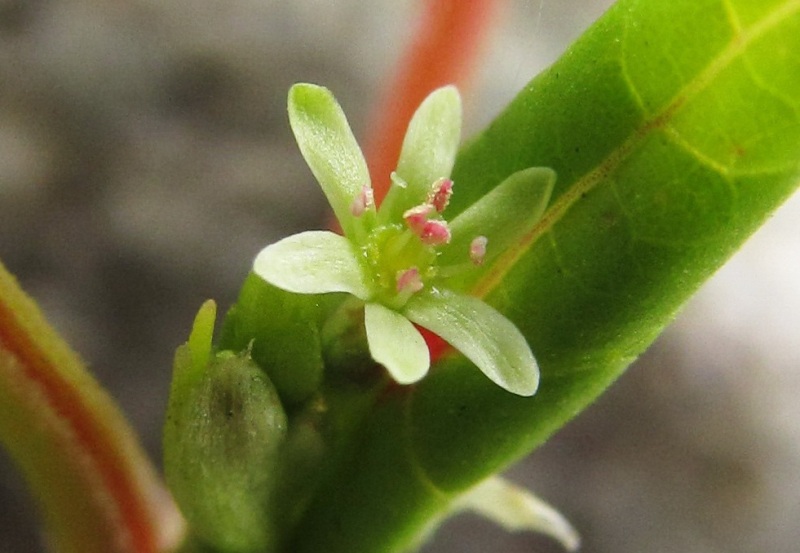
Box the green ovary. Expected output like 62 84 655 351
363 224 438 306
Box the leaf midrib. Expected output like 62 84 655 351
471 0 800 300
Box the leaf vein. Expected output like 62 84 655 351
471 0 800 300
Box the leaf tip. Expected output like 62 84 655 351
188 299 216 372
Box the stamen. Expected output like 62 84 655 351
350 184 374 217
470 236 488 265
420 220 451 246
396 267 424 294
390 171 408 189
403 204 435 233
429 178 453 213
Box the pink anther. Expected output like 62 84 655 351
403 203 435 233
419 219 451 246
429 178 453 213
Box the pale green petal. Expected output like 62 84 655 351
441 167 555 269
253 231 371 300
288 84 373 241
453 476 580 552
403 288 539 396
364 302 429 384
380 86 462 223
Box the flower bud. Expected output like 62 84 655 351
164 336 287 553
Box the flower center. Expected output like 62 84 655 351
352 177 484 309
362 224 438 308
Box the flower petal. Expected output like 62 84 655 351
364 302 429 384
403 288 539 396
441 167 555 269
253 231 371 300
380 86 462 223
288 84 373 240
453 476 580 552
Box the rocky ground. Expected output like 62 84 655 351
1 1 799 552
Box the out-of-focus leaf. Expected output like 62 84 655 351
289 0 800 551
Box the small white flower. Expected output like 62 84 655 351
254 84 555 396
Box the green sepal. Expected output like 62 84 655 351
183 299 216 389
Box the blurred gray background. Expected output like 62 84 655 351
1 1 799 552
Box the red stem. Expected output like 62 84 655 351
363 0 504 361
363 0 504 202
0 269 181 553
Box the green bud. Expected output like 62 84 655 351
164 301 288 553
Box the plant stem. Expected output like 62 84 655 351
0 261 183 553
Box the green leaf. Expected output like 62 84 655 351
440 166 555 273
288 83 373 241
219 273 326 406
380 86 462 222
413 0 800 492
364 302 429 384
403 288 538 396
253 230 371 300
289 1 800 551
